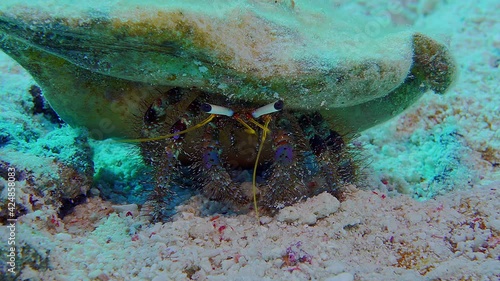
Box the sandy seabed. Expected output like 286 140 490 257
1 0 500 280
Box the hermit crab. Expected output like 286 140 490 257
124 89 358 219
0 1 456 220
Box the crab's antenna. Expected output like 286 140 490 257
234 117 257 135
252 115 272 220
248 118 271 134
119 114 216 143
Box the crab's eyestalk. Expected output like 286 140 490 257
201 103 234 117
252 100 284 118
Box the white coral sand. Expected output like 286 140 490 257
8 186 500 280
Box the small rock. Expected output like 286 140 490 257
55 233 72 241
277 192 340 225
487 219 500 232
277 206 300 223
310 192 340 219
112 204 138 216
90 188 101 196
301 213 318 225
152 273 170 281
324 272 354 281
259 216 273 225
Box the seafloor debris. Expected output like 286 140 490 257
27 85 64 126
0 127 94 224
281 241 313 270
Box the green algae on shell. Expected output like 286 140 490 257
0 0 455 138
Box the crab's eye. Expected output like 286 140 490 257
200 103 234 117
252 100 284 118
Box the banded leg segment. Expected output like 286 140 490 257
300 112 357 195
195 128 248 205
261 123 309 210
145 141 180 222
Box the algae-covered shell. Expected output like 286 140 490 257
0 0 455 138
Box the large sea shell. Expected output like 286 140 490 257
0 0 455 138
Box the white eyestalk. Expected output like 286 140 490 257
251 100 284 118
200 103 234 117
